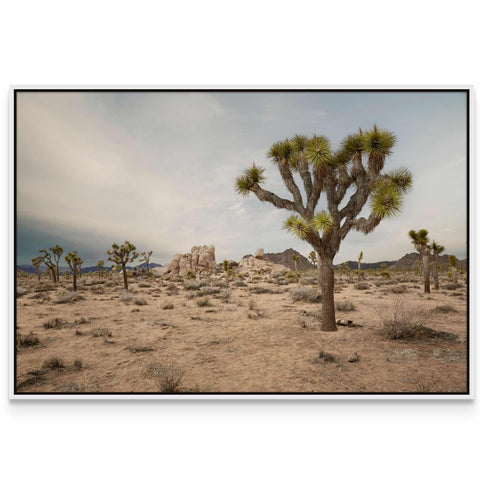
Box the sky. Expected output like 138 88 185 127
16 90 468 267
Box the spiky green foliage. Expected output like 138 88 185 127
431 241 445 255
308 251 317 267
284 215 311 239
449 255 457 268
65 251 83 291
362 126 396 159
31 256 43 280
358 251 363 262
387 168 413 193
370 180 403 219
141 250 153 275
235 163 266 196
312 210 334 233
268 140 294 163
409 229 430 246
305 135 332 168
39 249 57 282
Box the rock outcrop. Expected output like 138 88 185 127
164 245 216 276
254 248 264 259
238 250 288 274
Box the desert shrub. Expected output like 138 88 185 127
30 291 51 300
91 328 112 337
184 280 201 290
291 286 322 303
444 283 460 291
126 345 155 353
185 270 196 279
219 289 232 303
186 292 195 300
249 286 275 295
336 300 356 312
165 284 179 295
248 299 257 311
432 304 457 313
119 289 133 302
355 283 370 290
315 350 336 363
42 318 64 329
162 302 174 310
134 297 148 306
143 362 185 393
73 359 83 369
378 298 428 340
42 356 65 370
390 285 408 294
196 287 220 297
56 292 86 304
17 332 40 348
138 283 151 288
196 298 211 307
301 276 317 285
233 280 247 287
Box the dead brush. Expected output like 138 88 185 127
142 362 185 393
17 332 40 348
336 300 356 312
377 298 429 340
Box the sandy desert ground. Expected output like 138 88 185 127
14 268 468 394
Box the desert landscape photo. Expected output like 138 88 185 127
13 89 470 395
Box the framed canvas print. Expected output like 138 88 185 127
10 87 472 399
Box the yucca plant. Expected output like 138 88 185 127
358 251 363 278
430 241 445 290
65 251 83 292
108 241 139 290
308 251 317 268
96 260 105 278
39 249 57 282
292 254 300 282
49 245 63 283
235 126 412 331
449 255 458 284
409 229 431 293
141 250 153 276
31 256 43 282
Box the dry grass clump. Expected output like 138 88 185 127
196 298 211 307
219 289 232 303
249 286 275 295
142 362 185 393
126 345 155 353
119 290 133 302
196 286 220 297
433 304 457 313
315 350 336 363
378 298 428 340
291 286 322 303
134 297 148 306
444 283 460 291
336 300 356 312
162 302 174 310
17 332 40 348
42 356 65 370
355 282 370 290
390 285 408 294
165 284 179 295
42 317 64 329
91 327 112 337
184 280 201 290
233 280 247 287
56 292 86 304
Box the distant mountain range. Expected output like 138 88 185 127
16 262 163 275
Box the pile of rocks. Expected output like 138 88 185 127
162 245 216 277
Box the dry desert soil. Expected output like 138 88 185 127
15 269 468 394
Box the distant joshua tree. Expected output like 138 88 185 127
449 255 458 284
409 229 431 293
141 251 153 276
292 253 300 282
308 251 317 268
235 126 412 331
31 257 42 282
65 251 83 292
108 241 139 291
39 249 57 282
49 245 63 283
358 251 363 277
96 260 105 278
223 260 231 285
430 241 445 290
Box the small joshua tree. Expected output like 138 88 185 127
358 251 363 278
223 260 232 285
49 245 63 283
409 229 431 293
308 251 317 268
430 241 445 290
449 255 458 284
108 241 139 291
96 260 105 278
292 253 300 282
39 249 57 282
65 251 83 292
31 257 43 282
235 126 412 331
141 251 153 276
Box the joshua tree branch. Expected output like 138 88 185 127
251 184 298 213
277 159 305 212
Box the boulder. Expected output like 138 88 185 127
164 245 216 276
254 248 264 259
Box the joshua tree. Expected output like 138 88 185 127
409 229 431 293
223 259 231 285
141 251 153 276
430 241 445 290
358 251 363 277
65 251 83 292
39 249 57 282
49 245 63 283
292 253 300 282
107 241 139 290
235 127 412 331
31 257 42 282
449 255 458 284
96 260 105 278
308 251 317 268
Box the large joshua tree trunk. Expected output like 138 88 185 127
319 252 336 331
432 254 439 290
73 272 77 292
421 248 431 293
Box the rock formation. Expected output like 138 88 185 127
254 248 264 259
164 245 216 276
238 249 288 274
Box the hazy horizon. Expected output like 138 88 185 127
16 91 468 268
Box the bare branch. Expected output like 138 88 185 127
251 185 298 212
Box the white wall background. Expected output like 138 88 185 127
1 1 478 479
